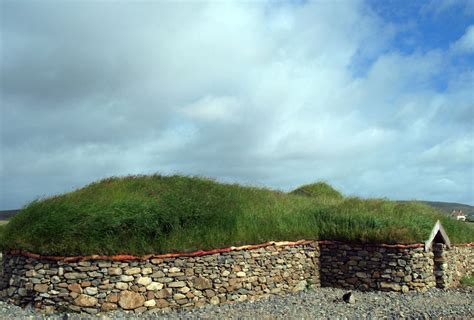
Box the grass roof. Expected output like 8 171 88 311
0 174 472 256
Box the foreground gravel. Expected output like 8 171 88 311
1 287 473 319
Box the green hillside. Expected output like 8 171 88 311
0 175 472 256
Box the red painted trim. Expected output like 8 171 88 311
6 240 315 262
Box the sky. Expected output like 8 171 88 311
0 0 473 209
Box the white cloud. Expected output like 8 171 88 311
451 25 474 54
1 1 473 208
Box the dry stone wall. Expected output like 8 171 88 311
0 242 319 314
433 243 474 288
319 242 436 292
0 241 473 314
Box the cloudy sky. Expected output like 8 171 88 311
1 0 473 209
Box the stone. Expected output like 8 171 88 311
118 291 145 310
101 302 117 311
169 267 181 273
402 285 410 293
125 267 141 275
108 267 122 276
342 291 355 304
169 281 186 288
34 284 49 293
205 289 216 298
292 280 307 292
146 282 163 291
380 282 402 291
121 275 134 282
210 296 220 305
106 293 120 303
144 299 156 307
222 270 231 277
135 306 147 314
116 282 129 290
155 289 172 299
156 299 169 308
64 273 80 280
193 276 212 290
137 277 152 286
179 286 191 294
25 270 37 277
174 293 186 300
142 267 153 275
151 271 165 278
84 287 98 295
236 272 246 277
74 294 98 307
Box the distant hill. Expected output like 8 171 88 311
396 201 474 221
0 210 19 221
420 201 474 217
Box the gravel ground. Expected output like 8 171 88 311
1 287 473 319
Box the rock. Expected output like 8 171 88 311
169 281 186 288
107 293 120 303
179 286 191 294
125 267 141 275
292 280 307 292
156 298 169 308
84 287 98 295
169 267 181 273
205 289 216 298
142 267 153 275
144 299 156 307
222 270 231 277
108 267 122 276
121 275 135 282
74 294 98 307
137 277 152 286
342 291 355 304
64 273 80 280
237 272 246 277
146 282 163 291
174 293 186 300
116 282 129 290
193 277 212 290
118 291 145 310
135 306 148 314
155 288 172 299
210 296 220 305
380 282 402 291
101 302 117 311
34 284 49 293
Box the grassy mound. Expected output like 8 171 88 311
1 175 472 256
290 182 343 202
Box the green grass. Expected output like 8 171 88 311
1 174 473 256
0 220 8 226
460 276 474 287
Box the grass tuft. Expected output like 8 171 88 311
1 174 472 256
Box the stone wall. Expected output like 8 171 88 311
319 242 436 292
0 242 319 314
433 243 474 288
1 240 473 314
